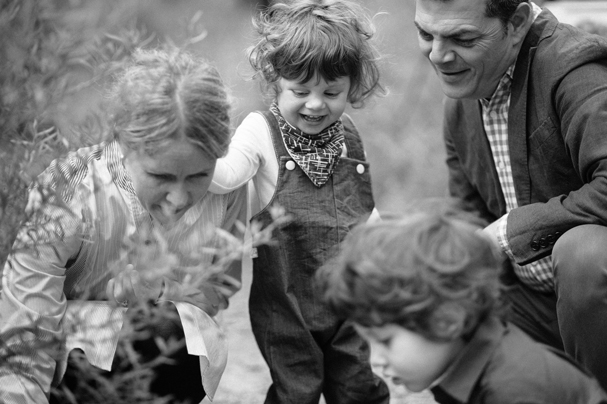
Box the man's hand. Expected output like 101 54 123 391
482 220 501 249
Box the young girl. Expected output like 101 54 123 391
210 1 390 402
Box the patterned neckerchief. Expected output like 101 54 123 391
270 103 344 187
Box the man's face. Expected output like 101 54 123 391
414 0 520 100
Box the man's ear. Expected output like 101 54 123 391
508 2 533 45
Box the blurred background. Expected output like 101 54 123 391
51 0 451 215
2 0 606 403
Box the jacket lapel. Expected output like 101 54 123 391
508 47 532 206
508 9 555 206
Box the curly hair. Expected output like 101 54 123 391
109 48 231 158
318 206 502 342
248 0 383 107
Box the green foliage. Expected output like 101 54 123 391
0 0 149 267
0 1 247 403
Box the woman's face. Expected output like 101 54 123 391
121 137 216 227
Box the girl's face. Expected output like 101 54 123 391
121 137 216 227
356 324 464 393
276 75 351 135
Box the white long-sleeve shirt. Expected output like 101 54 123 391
210 112 380 222
0 140 247 402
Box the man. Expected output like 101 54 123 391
414 0 607 389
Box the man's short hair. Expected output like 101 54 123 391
485 0 529 27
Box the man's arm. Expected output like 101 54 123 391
507 61 607 264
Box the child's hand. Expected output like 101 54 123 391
106 264 163 307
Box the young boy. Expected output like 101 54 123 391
317 208 607 404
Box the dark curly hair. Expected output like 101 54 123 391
317 205 503 342
248 0 384 107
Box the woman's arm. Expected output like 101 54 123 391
0 177 85 403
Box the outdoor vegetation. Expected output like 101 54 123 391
0 0 449 403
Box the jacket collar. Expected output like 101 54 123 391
431 317 506 403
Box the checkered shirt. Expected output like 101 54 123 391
480 64 554 292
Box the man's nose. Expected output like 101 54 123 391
429 40 455 64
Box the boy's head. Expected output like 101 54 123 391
248 0 382 108
317 207 502 391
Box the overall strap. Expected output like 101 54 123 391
258 110 290 159
341 113 366 161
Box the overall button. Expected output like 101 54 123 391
530 240 540 251
286 160 296 170
356 164 365 174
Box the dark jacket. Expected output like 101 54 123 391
431 317 607 404
444 9 607 265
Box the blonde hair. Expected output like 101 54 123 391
248 0 383 107
110 49 231 158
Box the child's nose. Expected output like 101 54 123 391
370 347 388 371
305 95 325 110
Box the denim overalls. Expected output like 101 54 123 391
249 111 390 404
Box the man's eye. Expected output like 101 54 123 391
418 30 433 41
455 38 476 47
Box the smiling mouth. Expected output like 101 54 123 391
441 70 465 76
301 114 325 123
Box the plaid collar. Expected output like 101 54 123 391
480 64 515 111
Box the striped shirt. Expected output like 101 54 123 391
479 2 553 292
0 140 247 402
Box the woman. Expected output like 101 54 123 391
0 49 246 403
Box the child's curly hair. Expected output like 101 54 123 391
248 0 383 107
318 206 503 342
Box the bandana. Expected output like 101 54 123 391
270 103 344 187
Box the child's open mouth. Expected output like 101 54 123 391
301 114 324 122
